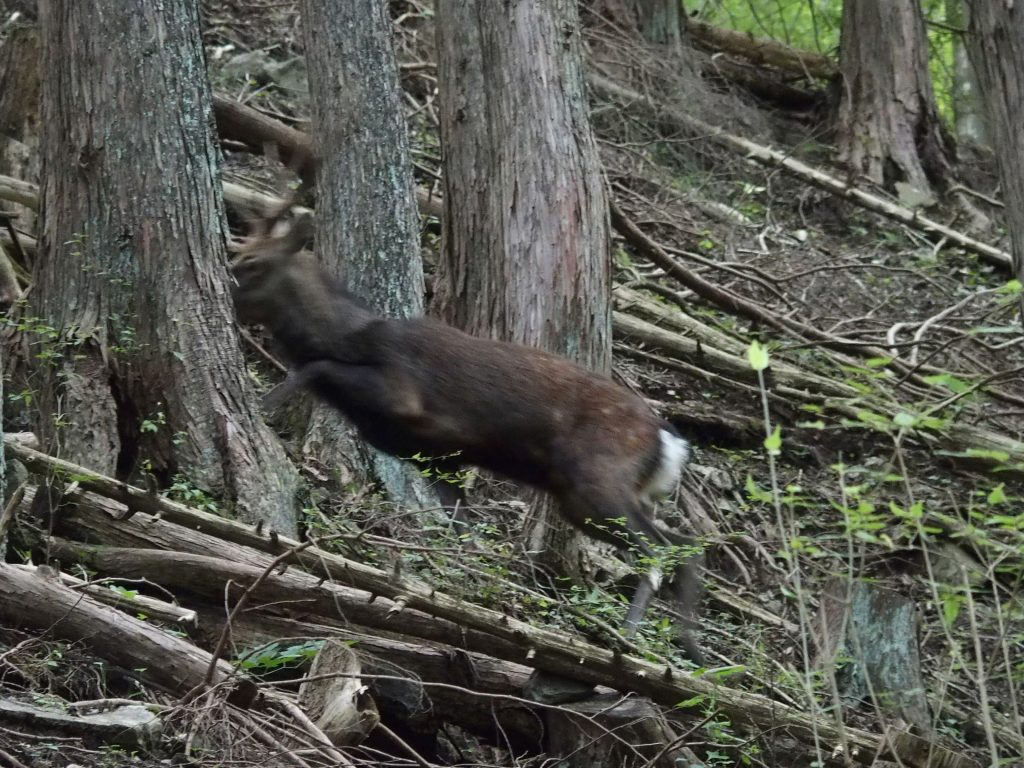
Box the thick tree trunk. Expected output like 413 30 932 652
436 2 610 368
964 2 1024 294
299 0 438 510
34 0 298 534
435 0 610 575
0 22 37 304
836 0 952 195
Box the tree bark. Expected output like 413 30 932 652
963 2 1024 294
836 0 953 195
436 1 610 366
586 0 696 77
0 318 4 554
34 0 298 534
435 0 611 575
816 578 932 735
0 21 40 234
634 0 682 55
299 0 438 510
946 0 986 144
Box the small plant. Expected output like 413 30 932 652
406 450 474 489
166 475 220 513
235 640 324 672
139 404 166 434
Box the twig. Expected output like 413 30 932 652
376 722 437 768
277 696 355 767
201 539 316 690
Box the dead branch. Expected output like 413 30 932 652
0 171 443 229
56 570 198 626
212 94 315 182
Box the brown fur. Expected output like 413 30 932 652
229 214 703 662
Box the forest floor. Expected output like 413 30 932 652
1 2 1022 767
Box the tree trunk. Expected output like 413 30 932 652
0 334 4 553
435 0 611 577
586 0 693 64
963 2 1024 295
299 0 438 510
816 578 932 735
0 21 40 234
946 0 987 143
1 21 40 377
33 0 299 535
836 0 952 195
634 0 682 55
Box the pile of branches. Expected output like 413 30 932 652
1 435 980 767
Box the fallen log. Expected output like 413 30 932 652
212 94 314 182
0 697 162 750
687 19 837 80
0 563 255 707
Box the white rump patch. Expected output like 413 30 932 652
647 566 664 593
642 429 690 502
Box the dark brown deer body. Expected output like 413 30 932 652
230 215 703 662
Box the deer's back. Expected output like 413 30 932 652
371 317 664 490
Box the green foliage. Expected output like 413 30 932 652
236 640 325 672
688 0 841 53
166 475 220 513
139 406 166 435
406 450 473 488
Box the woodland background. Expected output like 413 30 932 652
0 1 1022 767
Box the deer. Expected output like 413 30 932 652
228 209 704 664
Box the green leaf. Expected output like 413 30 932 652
855 410 890 431
745 474 772 503
675 695 706 709
987 484 1008 505
892 412 917 428
764 426 782 455
705 665 746 680
922 373 971 393
965 448 1012 462
940 590 964 627
864 356 894 368
747 340 769 371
